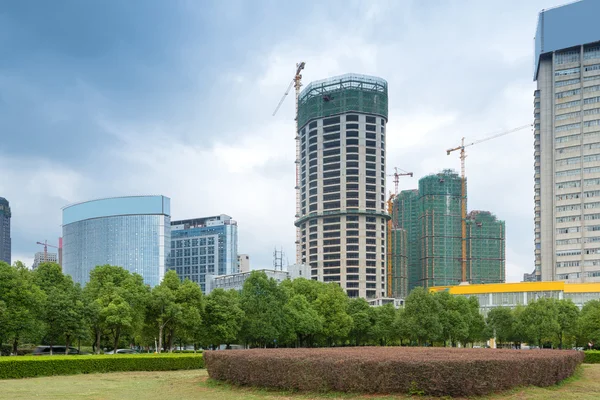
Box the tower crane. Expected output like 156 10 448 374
387 167 413 297
36 240 59 264
273 62 306 264
446 123 533 284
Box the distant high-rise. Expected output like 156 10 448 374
169 215 238 294
0 197 10 265
393 170 505 292
62 196 171 286
295 74 389 299
237 254 250 273
534 0 600 282
32 251 58 270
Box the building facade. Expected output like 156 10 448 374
32 251 58 270
237 254 250 273
207 269 289 294
534 0 600 282
431 281 600 316
62 196 171 286
294 74 389 299
0 197 10 265
393 170 505 292
169 215 238 294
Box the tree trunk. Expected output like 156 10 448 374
158 324 164 354
65 335 71 355
167 328 175 353
95 328 101 354
50 341 53 356
12 337 18 355
113 326 121 353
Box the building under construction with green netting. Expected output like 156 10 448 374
388 228 407 299
394 190 420 291
391 169 505 295
467 211 505 284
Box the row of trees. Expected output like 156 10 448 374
2 260 600 354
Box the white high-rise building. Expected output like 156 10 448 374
295 74 389 299
32 251 58 270
535 1 600 282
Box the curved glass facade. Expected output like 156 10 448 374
62 196 171 287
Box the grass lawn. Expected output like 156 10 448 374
1 364 600 400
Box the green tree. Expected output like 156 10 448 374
521 298 560 348
464 296 487 346
175 279 204 351
147 270 182 353
370 303 397 345
347 298 373 346
240 271 288 347
201 289 243 349
403 287 442 345
0 261 45 354
579 300 600 346
34 263 86 354
312 283 353 346
436 292 470 347
556 299 579 349
486 307 514 347
83 265 149 353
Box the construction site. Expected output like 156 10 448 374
389 170 506 293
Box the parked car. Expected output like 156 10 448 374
32 346 80 355
105 349 141 355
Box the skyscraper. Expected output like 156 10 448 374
534 0 600 282
295 74 388 299
0 197 10 265
168 215 238 294
62 195 171 286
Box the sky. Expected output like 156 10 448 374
0 0 570 281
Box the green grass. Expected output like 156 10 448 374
1 364 600 400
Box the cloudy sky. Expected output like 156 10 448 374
0 0 569 281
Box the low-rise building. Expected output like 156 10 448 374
430 281 600 315
207 269 289 294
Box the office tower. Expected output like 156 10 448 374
169 215 238 294
394 170 505 291
535 0 600 282
0 197 10 265
62 195 171 286
32 251 58 270
295 74 389 299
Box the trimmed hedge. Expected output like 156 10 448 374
584 350 600 363
205 347 584 397
0 354 204 379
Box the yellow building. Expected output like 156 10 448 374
430 282 600 315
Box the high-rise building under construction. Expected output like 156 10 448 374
295 74 389 299
391 170 505 293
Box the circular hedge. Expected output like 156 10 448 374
204 347 584 396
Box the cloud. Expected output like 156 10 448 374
1 0 569 279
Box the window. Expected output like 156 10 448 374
555 51 579 65
555 67 580 77
366 116 376 123
346 115 359 122
585 64 600 72
366 124 377 132
556 88 581 99
323 116 340 126
346 131 359 138
556 111 581 121
323 149 340 157
557 100 581 109
585 46 600 60
324 125 340 133
556 78 581 87
324 133 340 141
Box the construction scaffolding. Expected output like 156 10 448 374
297 74 388 128
419 170 464 288
389 227 408 299
467 211 506 284
394 190 420 291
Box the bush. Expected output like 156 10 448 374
584 350 600 363
172 350 202 354
0 354 204 379
204 347 584 397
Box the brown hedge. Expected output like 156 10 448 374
204 347 584 397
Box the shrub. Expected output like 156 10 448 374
0 354 204 379
584 350 600 363
204 347 584 397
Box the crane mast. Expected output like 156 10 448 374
273 62 305 264
446 124 532 284
386 168 413 298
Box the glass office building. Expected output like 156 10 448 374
169 215 238 294
62 196 171 287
